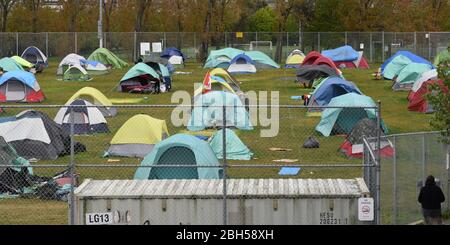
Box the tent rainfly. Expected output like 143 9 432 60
67 87 117 117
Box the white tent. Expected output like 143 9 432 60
54 99 109 135
0 117 50 144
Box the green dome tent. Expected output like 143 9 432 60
393 63 432 91
204 47 244 68
383 55 412 80
245 51 280 69
209 129 253 160
120 62 160 82
63 64 92 81
87 48 128 69
0 57 25 72
434 49 450 66
316 93 388 137
134 134 222 180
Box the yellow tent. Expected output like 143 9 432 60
67 87 116 117
194 69 240 97
11 55 34 68
107 114 169 158
285 50 305 67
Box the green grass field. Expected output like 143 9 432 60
0 60 435 224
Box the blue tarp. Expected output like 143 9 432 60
381 51 434 72
322 45 359 62
311 77 362 106
161 47 186 60
0 70 37 88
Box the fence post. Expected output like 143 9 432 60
46 32 49 58
428 32 431 61
222 104 227 225
393 135 397 225
255 32 258 50
345 31 348 45
74 32 77 53
224 32 227 47
369 33 373 63
414 32 417 55
194 32 197 58
376 101 382 225
134 31 137 62
69 106 75 225
422 134 426 186
16 32 19 55
317 32 320 51
381 31 385 62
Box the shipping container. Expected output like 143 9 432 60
73 178 371 225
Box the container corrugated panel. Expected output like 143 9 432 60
74 178 370 225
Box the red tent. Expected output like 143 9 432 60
312 56 340 73
334 56 370 69
408 80 447 113
340 140 394 158
302 51 322 66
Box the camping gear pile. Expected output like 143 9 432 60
119 62 172 94
321 45 369 69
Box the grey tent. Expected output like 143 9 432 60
296 65 340 88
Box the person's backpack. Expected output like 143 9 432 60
303 136 319 148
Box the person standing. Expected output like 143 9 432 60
418 175 446 225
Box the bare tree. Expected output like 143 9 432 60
0 0 17 32
103 0 116 32
24 0 41 33
135 0 152 32
274 0 297 63
199 0 215 62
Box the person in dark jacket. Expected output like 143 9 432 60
418 175 445 225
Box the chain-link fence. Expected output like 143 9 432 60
0 104 382 225
378 131 449 225
0 32 449 63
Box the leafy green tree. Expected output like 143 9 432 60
248 7 276 32
426 46 450 144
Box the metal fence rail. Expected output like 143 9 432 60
0 32 449 62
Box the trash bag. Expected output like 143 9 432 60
303 136 319 148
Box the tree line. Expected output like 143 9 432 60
0 0 448 33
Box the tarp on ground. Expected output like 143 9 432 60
87 48 128 69
321 45 359 62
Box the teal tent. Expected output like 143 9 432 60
0 57 25 72
316 93 388 137
204 48 244 68
395 63 432 85
382 55 412 80
209 129 253 160
245 51 280 69
188 91 253 131
134 134 222 180
120 62 160 82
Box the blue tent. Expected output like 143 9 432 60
322 45 359 62
381 51 434 72
310 77 362 106
160 47 186 61
188 91 253 131
315 93 388 137
229 54 256 65
134 134 222 180
0 70 37 88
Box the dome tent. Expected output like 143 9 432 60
87 48 128 69
21 46 48 72
227 54 257 74
0 57 25 72
285 49 305 69
392 63 433 91
54 99 109 135
67 87 117 117
134 134 222 180
0 71 44 102
107 114 169 158
209 129 253 160
315 93 388 137
381 51 434 73
62 64 92 82
408 79 448 113
188 91 253 131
